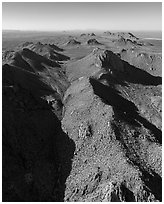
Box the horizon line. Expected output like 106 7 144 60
2 29 162 32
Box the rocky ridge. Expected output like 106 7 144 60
2 37 162 202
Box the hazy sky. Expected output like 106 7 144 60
2 2 162 31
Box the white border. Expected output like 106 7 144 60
0 1 163 204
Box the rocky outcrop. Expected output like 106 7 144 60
80 33 96 37
66 39 81 46
89 33 96 36
104 31 139 41
87 39 101 46
113 37 143 47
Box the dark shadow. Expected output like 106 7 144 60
142 170 162 201
2 64 75 201
53 118 75 201
10 52 36 73
99 50 162 86
90 77 138 114
122 61 162 86
89 78 162 144
3 64 56 98
21 48 60 71
47 108 75 201
3 61 69 102
120 184 136 202
50 50 70 61
135 115 162 144
113 107 141 127
3 100 75 201
48 43 64 52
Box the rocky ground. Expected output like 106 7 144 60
2 31 162 201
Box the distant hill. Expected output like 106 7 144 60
87 38 101 45
66 39 81 46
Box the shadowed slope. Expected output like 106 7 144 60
3 50 74 201
3 80 75 201
19 42 69 61
119 48 162 77
90 78 162 144
62 45 161 201
3 48 60 73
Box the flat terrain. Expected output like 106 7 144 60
2 30 162 202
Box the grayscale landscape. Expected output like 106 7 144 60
2 2 162 202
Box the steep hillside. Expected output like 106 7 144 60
62 47 162 201
62 77 161 202
2 43 72 201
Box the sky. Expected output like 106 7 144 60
2 2 162 31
